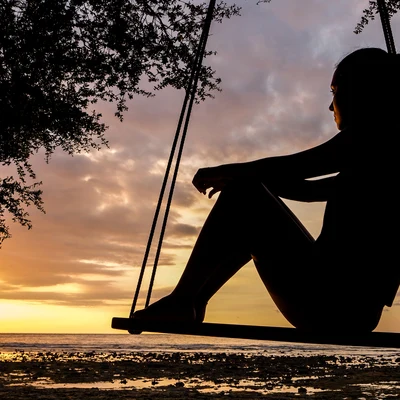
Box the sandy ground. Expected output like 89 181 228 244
1 351 400 399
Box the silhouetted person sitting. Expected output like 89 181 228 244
133 48 400 333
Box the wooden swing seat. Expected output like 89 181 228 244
111 317 400 348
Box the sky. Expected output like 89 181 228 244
1 0 400 334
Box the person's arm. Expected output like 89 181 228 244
193 128 353 198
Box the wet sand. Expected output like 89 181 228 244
1 350 400 399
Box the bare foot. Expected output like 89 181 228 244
132 294 197 323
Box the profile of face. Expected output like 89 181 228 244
329 69 350 131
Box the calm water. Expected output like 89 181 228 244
0 333 399 357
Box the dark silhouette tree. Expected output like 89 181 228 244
0 0 240 245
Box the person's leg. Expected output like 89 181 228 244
253 235 385 333
189 183 315 321
132 180 315 323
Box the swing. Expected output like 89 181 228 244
112 0 400 348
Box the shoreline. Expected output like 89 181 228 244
1 351 400 398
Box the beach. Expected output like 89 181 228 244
1 350 400 399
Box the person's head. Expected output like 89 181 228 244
329 47 400 130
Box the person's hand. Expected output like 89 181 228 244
192 166 234 198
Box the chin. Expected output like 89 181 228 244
337 121 348 131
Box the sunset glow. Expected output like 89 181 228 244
1 0 399 334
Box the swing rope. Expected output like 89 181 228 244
129 0 216 318
378 0 396 54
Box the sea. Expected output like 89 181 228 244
1 333 399 357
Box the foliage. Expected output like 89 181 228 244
0 176 44 242
0 0 240 245
354 0 400 34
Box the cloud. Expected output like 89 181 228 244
0 279 133 307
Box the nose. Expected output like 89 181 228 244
329 101 334 112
